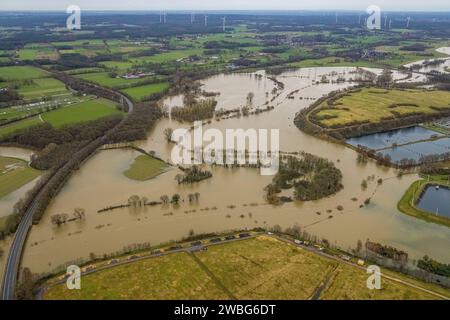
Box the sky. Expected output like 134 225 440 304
1 0 449 11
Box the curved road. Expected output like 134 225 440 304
1 92 134 300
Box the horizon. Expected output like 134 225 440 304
1 0 450 12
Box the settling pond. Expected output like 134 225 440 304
347 126 450 164
417 185 450 218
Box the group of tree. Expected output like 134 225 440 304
171 98 217 122
417 255 450 277
175 165 212 184
265 153 343 203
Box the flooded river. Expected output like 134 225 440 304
16 66 450 274
2 64 450 276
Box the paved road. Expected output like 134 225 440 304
1 92 133 300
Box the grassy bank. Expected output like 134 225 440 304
0 156 41 199
397 177 450 228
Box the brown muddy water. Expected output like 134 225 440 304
1 66 450 277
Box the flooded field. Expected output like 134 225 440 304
347 126 443 150
417 185 450 218
2 65 447 276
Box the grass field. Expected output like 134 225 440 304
397 177 450 228
0 66 49 81
315 88 450 128
43 236 449 300
123 155 168 181
74 72 151 88
44 252 228 300
17 48 59 61
42 98 123 128
0 117 41 138
0 156 41 199
17 78 69 99
121 82 169 102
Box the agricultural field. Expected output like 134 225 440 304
42 98 123 128
42 236 449 300
44 251 228 300
0 66 49 81
0 98 121 136
0 156 41 199
74 72 152 88
121 82 169 102
123 155 169 181
314 88 450 128
17 47 59 61
0 117 41 138
17 78 69 99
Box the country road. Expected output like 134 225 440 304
1 91 134 300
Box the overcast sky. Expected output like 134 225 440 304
1 0 449 11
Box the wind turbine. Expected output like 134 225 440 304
335 12 338 24
191 12 195 24
389 19 392 29
164 12 167 24
406 16 411 28
384 15 388 28
222 16 226 32
204 15 208 27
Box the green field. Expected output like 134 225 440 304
0 98 122 137
398 176 450 228
42 98 123 128
315 88 450 128
43 236 449 300
0 66 49 81
123 155 168 181
0 117 42 138
17 78 69 99
0 156 41 199
121 82 169 102
17 47 59 61
74 72 151 88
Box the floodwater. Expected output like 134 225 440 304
404 47 450 74
347 126 443 150
5 65 448 276
417 185 450 218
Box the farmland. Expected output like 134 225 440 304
42 236 449 300
74 72 152 88
17 78 69 99
121 82 169 101
313 88 450 128
0 98 121 136
41 98 123 128
0 66 49 81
